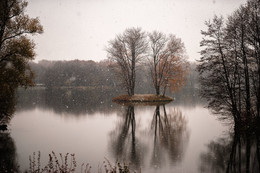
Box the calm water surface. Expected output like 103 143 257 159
9 88 229 172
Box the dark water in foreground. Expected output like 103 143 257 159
2 88 259 172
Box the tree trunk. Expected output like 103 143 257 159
241 25 251 121
154 55 160 95
156 86 160 95
162 85 167 96
130 47 136 96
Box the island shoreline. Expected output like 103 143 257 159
112 94 174 102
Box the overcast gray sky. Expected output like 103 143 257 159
27 0 247 62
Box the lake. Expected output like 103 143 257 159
2 88 247 172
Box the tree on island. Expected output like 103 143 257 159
0 0 43 94
107 28 188 98
148 31 188 96
107 27 148 96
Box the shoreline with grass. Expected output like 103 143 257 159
112 94 173 103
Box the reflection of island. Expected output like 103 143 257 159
109 104 189 170
151 105 189 168
200 126 260 173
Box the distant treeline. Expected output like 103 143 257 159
29 59 199 93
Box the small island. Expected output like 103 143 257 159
107 28 187 105
112 94 173 103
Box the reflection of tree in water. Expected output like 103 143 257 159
0 132 20 172
200 126 260 173
109 105 189 170
0 90 16 125
151 105 189 168
0 91 20 172
109 106 145 169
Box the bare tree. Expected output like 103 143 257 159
107 27 148 96
246 0 260 118
198 0 260 124
148 31 168 95
148 32 188 96
198 16 237 119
